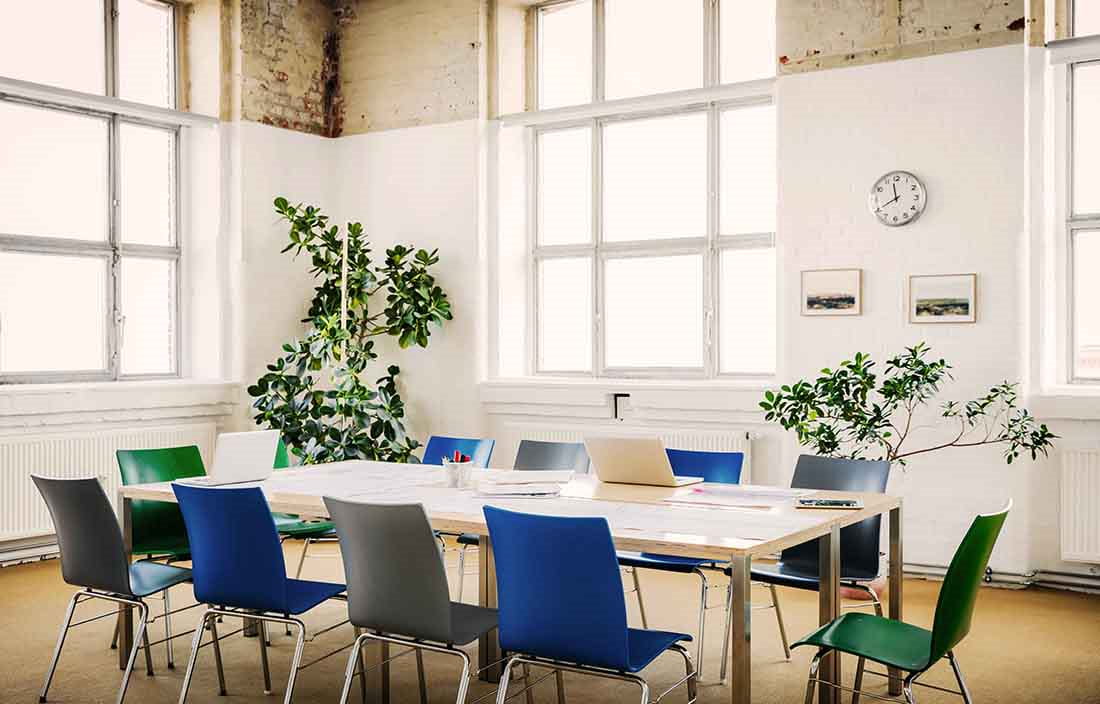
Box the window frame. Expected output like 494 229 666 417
526 0 776 380
1067 57 1100 383
0 0 183 384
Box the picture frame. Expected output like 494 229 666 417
908 273 977 324
801 268 863 316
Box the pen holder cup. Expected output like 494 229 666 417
443 460 473 489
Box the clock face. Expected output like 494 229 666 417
869 171 926 226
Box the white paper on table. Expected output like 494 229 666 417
483 469 575 485
475 482 563 497
662 484 817 509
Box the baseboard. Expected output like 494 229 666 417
0 535 58 568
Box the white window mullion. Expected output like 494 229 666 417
592 115 604 377
108 113 122 379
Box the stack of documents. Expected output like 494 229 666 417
474 469 574 497
662 484 816 509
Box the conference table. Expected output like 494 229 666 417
116 461 904 704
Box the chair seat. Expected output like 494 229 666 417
273 513 336 538
284 578 347 615
625 628 693 673
457 532 480 547
129 560 192 597
617 551 721 574
793 612 932 673
448 602 499 645
745 561 879 591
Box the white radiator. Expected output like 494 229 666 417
496 423 754 483
0 423 217 542
1062 450 1100 563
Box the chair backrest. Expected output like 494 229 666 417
32 476 132 596
782 455 891 578
666 448 744 484
929 502 1010 662
172 484 289 613
513 440 590 473
483 506 632 670
324 498 455 642
422 435 495 468
116 446 205 555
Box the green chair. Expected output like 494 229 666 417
115 445 207 668
794 501 1011 704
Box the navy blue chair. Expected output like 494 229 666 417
455 439 587 602
172 484 346 704
484 506 697 704
616 448 744 680
421 435 495 468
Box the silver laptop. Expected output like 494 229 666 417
584 437 704 488
177 430 280 487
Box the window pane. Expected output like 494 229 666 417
603 113 706 241
1074 230 1100 379
121 122 176 245
118 0 176 107
538 0 592 108
0 101 108 240
1075 1 1100 37
538 258 592 372
121 257 176 375
0 1 105 94
0 253 107 373
720 0 776 83
721 104 777 234
719 248 775 374
1074 63 1100 215
538 127 591 245
605 0 703 99
604 255 703 368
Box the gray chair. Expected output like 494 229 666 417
719 455 891 679
32 475 193 704
324 498 501 704
455 439 589 602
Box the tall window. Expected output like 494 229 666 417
1065 0 1100 381
0 0 181 382
531 0 776 377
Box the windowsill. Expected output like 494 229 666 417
1028 385 1100 420
0 379 240 426
479 376 773 421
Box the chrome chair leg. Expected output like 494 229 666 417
635 678 651 704
163 587 175 668
769 584 791 660
455 649 473 704
803 651 822 704
630 568 649 629
851 657 865 704
259 618 273 695
282 618 307 704
692 568 708 680
338 633 368 704
294 538 312 579
177 609 208 704
208 611 228 695
39 591 80 702
353 627 368 704
671 642 698 703
948 651 973 704
456 545 468 602
493 656 519 704
115 603 149 704
416 648 428 704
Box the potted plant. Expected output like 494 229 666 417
247 198 453 464
759 343 1056 596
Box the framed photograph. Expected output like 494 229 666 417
801 269 862 316
909 274 977 324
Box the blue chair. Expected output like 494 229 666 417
616 448 744 680
484 506 696 704
421 435 495 467
455 439 586 602
172 484 346 704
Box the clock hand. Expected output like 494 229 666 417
876 195 900 211
892 183 898 200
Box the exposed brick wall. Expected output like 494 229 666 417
334 0 485 135
778 0 1028 74
240 0 340 136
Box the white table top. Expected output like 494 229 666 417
120 461 900 561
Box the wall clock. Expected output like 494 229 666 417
869 171 926 226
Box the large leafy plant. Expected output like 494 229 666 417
248 198 452 464
760 343 1055 466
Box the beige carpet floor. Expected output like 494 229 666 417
2 542 1099 704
